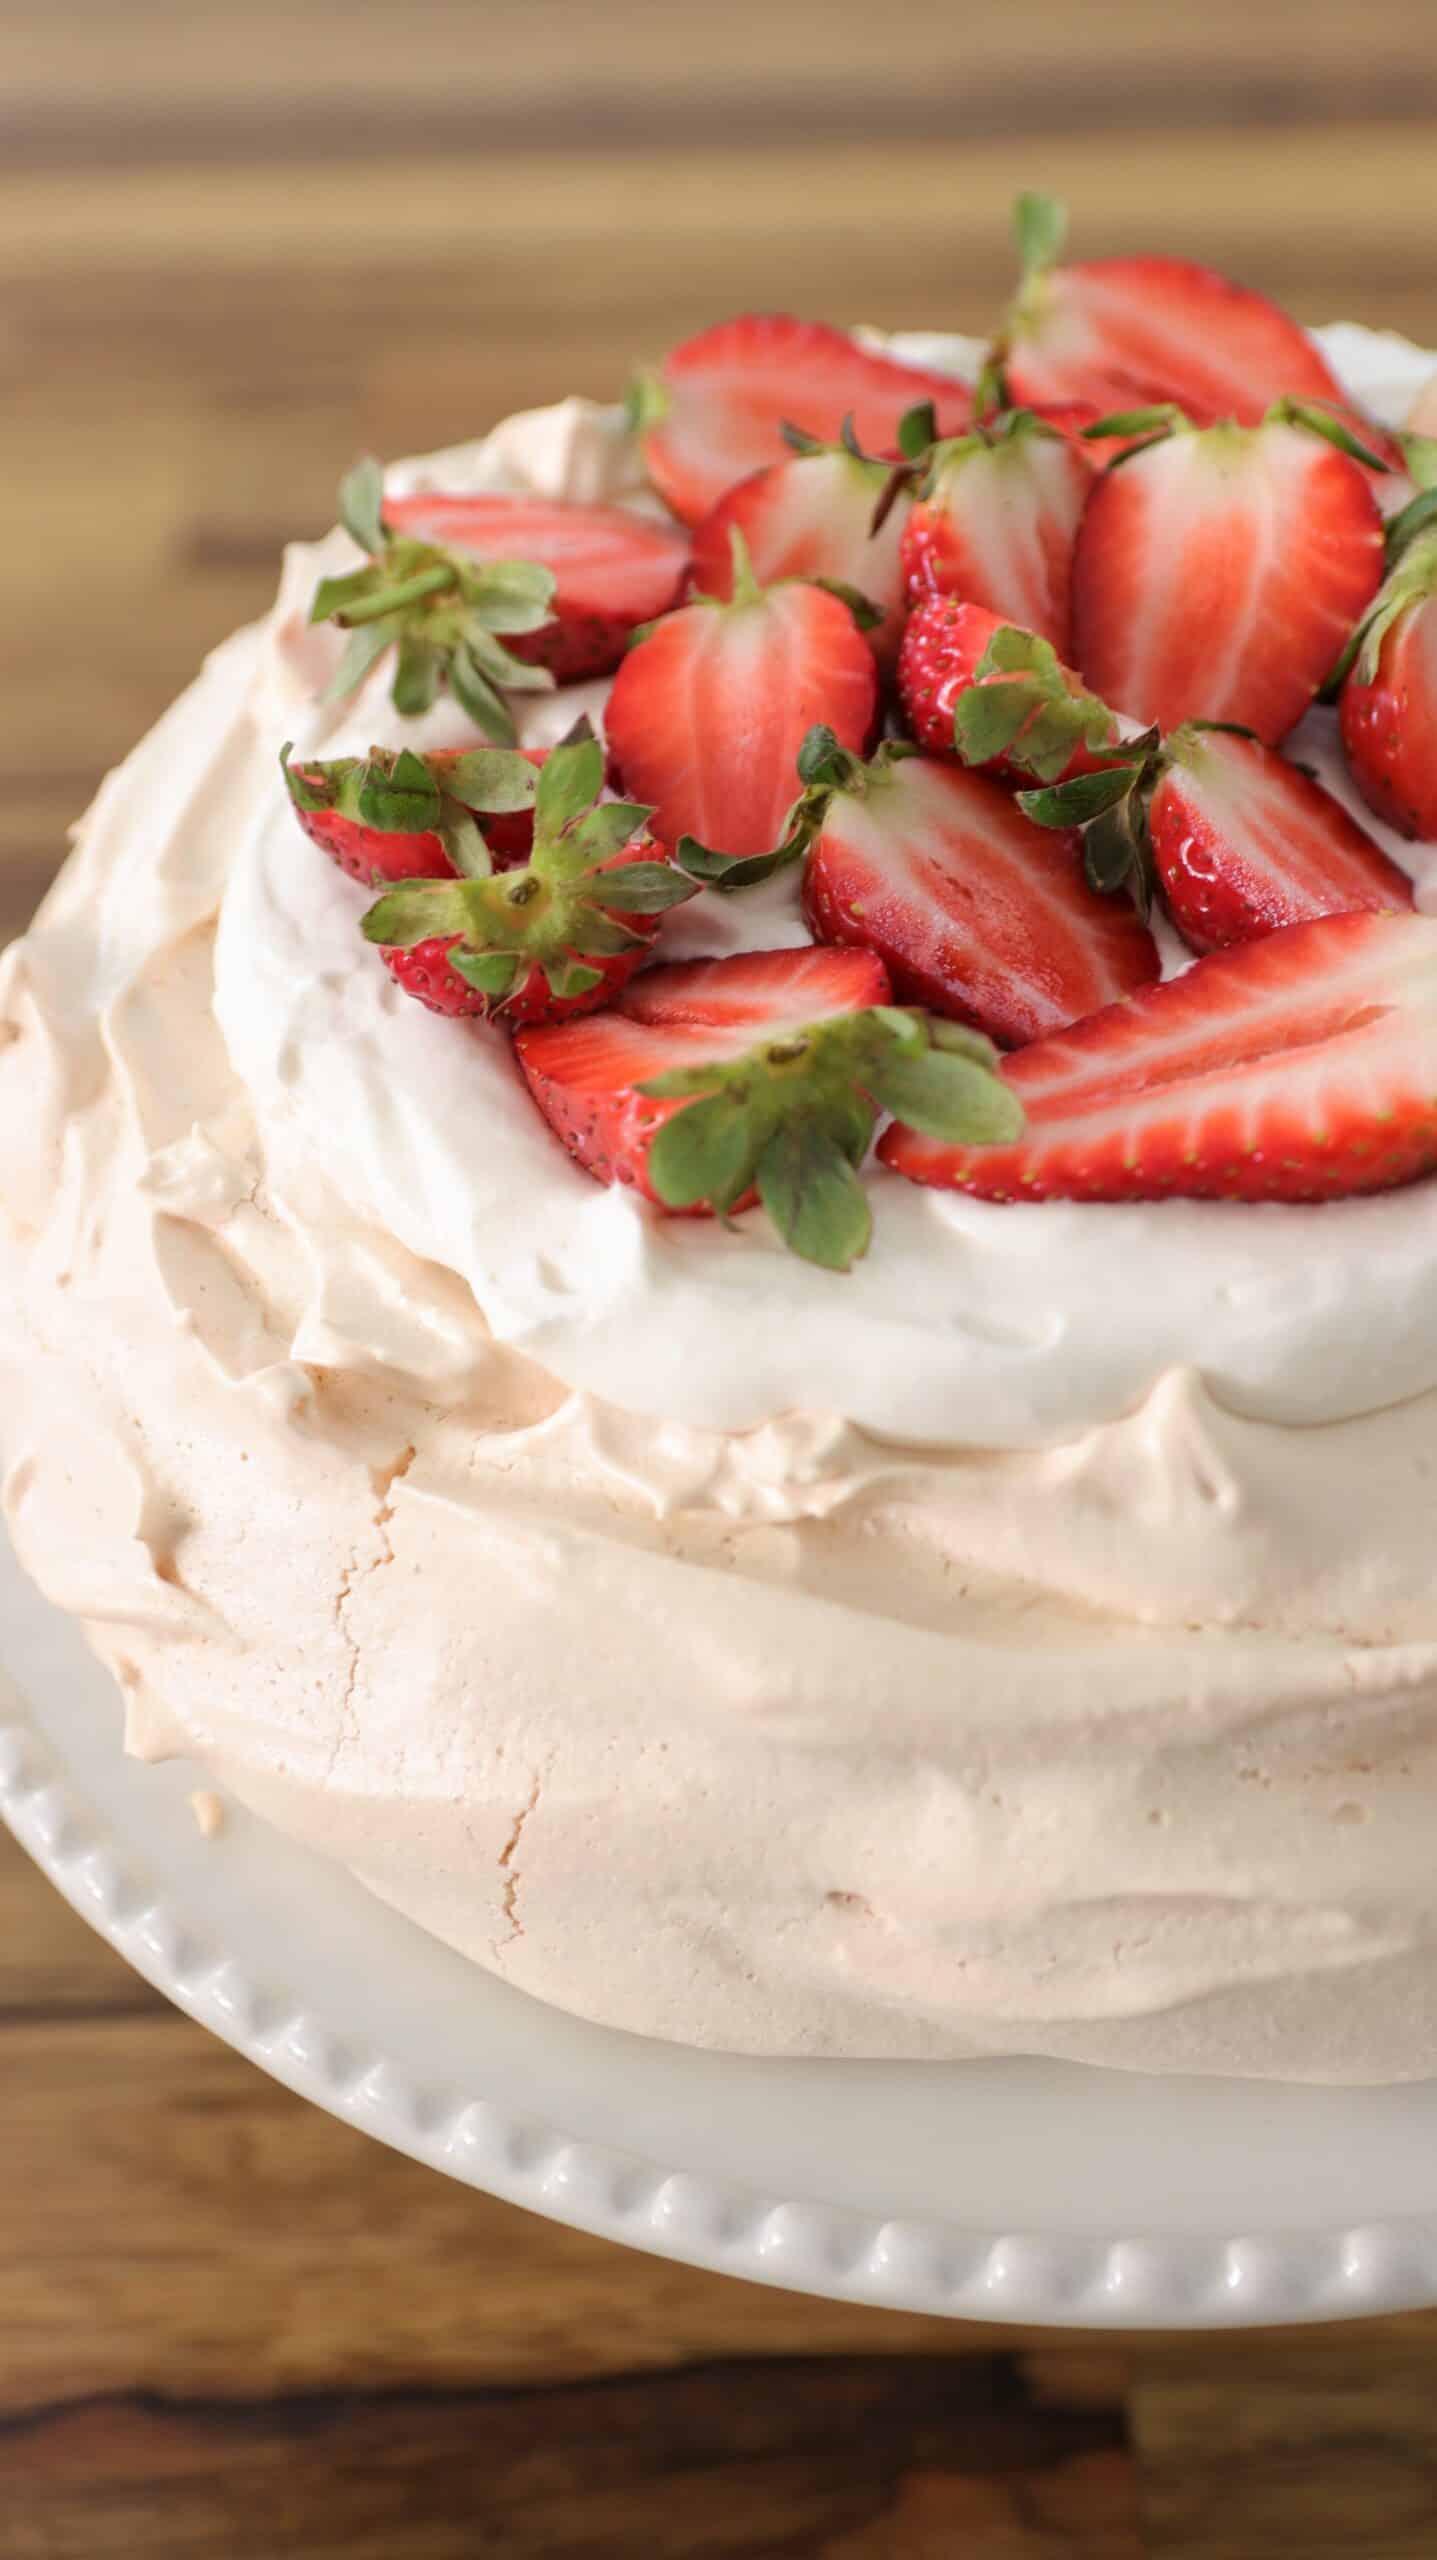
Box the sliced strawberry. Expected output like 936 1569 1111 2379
896 599 1118 781
1071 408 1385 743
881 912 1437 1204
359 728 695 1025
795 738 1158 1046
604 540 877 864
632 315 972 526
515 944 1019 1268
688 436 909 666
381 490 689 682
996 192 1363 432
1148 725 1413 951
900 410 1092 652
1339 514 1437 842
1014 718 1414 952
281 742 547 885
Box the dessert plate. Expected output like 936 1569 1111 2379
5 1527 1437 2331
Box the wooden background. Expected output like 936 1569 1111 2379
3 3 1437 2550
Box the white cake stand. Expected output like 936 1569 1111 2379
5 1528 1437 2330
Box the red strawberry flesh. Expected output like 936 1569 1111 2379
881 912 1437 1203
382 492 689 681
803 753 1159 1046
1151 726 1414 953
639 316 973 525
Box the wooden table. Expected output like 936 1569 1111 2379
4 5 1437 2550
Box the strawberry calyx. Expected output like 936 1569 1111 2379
280 739 540 877
1014 718 1260 917
1081 398 1391 475
949 622 1118 786
309 458 560 741
869 400 1070 535
676 725 918 893
639 1002 1021 1270
359 723 693 1007
684 521 885 638
1329 431 1437 689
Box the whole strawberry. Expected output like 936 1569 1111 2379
308 460 560 740
516 945 1020 1268
897 601 1117 782
281 742 547 885
359 725 695 1025
1338 483 1437 843
1071 401 1386 742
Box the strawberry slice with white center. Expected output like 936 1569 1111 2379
900 410 1092 653
358 726 695 1026
1338 496 1437 843
1071 405 1386 743
793 735 1158 1046
1147 725 1414 951
381 490 689 682
897 600 1119 781
604 535 877 864
688 432 910 667
996 191 1370 434
1014 720 1414 953
881 911 1437 1204
516 944 1020 1268
631 315 973 526
281 742 547 884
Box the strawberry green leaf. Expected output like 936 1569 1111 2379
356 748 442 832
1013 190 1067 283
1017 764 1142 827
451 949 521 998
310 565 386 626
674 833 802 891
584 861 694 912
536 734 607 837
1082 405 1183 443
437 799 492 880
897 400 939 461
647 1091 757 1212
463 558 557 634
1399 432 1437 493
338 457 387 556
625 369 669 434
325 619 401 702
444 748 543 812
952 678 1047 766
865 1046 1023 1146
780 420 828 456
1273 399 1389 472
1384 485 1437 564
392 632 443 717
542 959 605 1002
807 577 885 633
362 881 475 949
448 647 517 743
461 622 555 695
756 1121 873 1272
279 742 330 812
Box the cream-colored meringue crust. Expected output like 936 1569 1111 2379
6 326 1437 2079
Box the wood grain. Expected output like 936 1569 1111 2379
4 5 1437 2548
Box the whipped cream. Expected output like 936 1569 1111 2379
207 329 1437 1448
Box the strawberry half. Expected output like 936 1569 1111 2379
1015 722 1414 952
881 912 1437 1205
1071 404 1386 743
791 732 1158 1045
381 490 689 682
308 460 560 740
688 428 910 667
897 600 1118 781
630 315 973 526
995 192 1363 431
281 742 547 885
604 533 877 865
900 409 1092 652
358 726 695 1025
1338 494 1437 842
515 945 1020 1269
